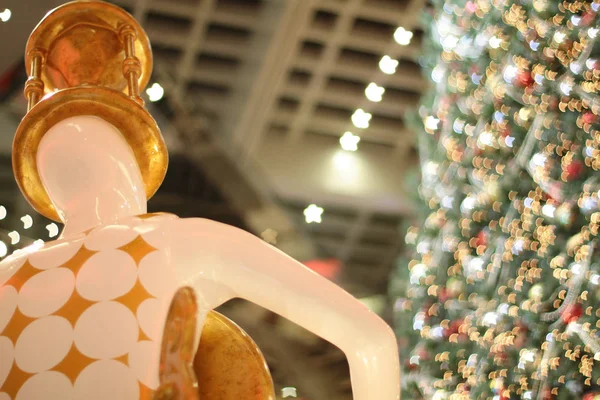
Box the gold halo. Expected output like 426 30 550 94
13 87 168 222
26 0 152 94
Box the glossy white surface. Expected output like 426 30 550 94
37 116 147 237
0 115 400 399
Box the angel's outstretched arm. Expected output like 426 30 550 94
170 219 400 400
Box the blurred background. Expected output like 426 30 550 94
0 0 426 398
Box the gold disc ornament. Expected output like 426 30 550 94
195 312 276 400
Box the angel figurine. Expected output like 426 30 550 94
0 1 400 399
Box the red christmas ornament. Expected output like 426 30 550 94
541 388 553 400
444 318 462 338
541 192 555 202
475 230 488 247
516 71 534 88
561 303 583 324
566 160 585 181
583 393 600 400
438 287 449 303
581 10 595 26
582 112 598 125
548 96 559 111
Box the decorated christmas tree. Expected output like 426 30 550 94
391 0 600 398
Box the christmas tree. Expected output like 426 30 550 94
391 0 600 398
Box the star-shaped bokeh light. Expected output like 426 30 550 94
303 204 324 224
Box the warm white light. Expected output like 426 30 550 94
379 55 398 75
425 116 440 130
410 263 427 284
441 195 454 209
483 312 498 326
505 136 515 147
570 62 582 74
21 215 33 229
8 231 20 245
453 118 465 133
529 40 540 51
461 196 476 212
589 28 599 39
303 204 324 224
365 83 385 102
46 223 59 238
503 65 518 83
520 349 535 364
478 131 493 147
488 36 502 49
432 390 448 400
282 387 298 398
560 81 573 95
441 35 459 50
531 153 547 167
518 107 532 121
340 131 360 151
146 83 164 102
0 9 11 23
0 206 6 220
553 31 566 44
424 161 439 176
351 109 371 129
542 204 556 218
394 27 413 45
431 66 445 83
0 241 7 258
586 58 597 69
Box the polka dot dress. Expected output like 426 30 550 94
0 213 179 399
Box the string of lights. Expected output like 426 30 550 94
307 25 416 224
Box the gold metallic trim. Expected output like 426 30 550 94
13 87 168 222
155 287 200 400
25 0 152 96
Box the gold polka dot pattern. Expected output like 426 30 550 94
0 213 171 399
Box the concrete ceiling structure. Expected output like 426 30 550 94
114 0 426 296
0 0 427 398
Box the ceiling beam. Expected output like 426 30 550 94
227 0 315 158
176 0 216 93
286 0 363 143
